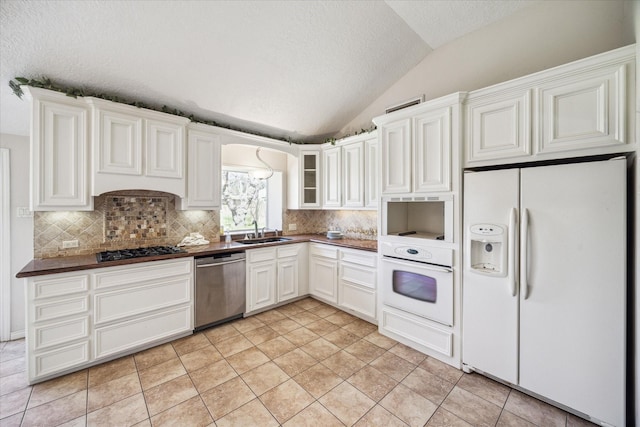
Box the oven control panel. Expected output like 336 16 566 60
380 241 452 267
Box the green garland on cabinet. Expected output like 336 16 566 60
9 77 376 145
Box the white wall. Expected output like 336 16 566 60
340 0 633 134
221 144 289 171
0 133 32 339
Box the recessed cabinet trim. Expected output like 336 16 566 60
95 108 143 176
414 107 452 192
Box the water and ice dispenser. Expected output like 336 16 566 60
468 224 507 276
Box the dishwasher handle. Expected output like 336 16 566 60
196 252 245 267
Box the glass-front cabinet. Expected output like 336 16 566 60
301 150 321 208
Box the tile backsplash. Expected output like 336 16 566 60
33 190 377 258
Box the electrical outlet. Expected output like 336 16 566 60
62 240 79 249
17 207 33 218
288 223 297 231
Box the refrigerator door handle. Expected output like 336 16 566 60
509 207 518 297
521 208 529 300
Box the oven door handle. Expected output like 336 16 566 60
383 257 452 273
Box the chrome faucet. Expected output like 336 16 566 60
253 220 258 239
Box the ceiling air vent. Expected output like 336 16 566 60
385 95 425 114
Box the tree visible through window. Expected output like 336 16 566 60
220 170 267 232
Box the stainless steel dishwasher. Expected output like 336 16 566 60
194 251 246 331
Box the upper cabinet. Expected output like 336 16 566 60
374 94 462 195
465 45 636 167
322 146 342 208
88 98 189 198
288 148 322 209
180 124 221 210
24 87 92 211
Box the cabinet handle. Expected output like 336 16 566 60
520 208 529 300
508 207 518 297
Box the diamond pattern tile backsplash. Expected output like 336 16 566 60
33 190 377 259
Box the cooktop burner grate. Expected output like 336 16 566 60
96 246 186 263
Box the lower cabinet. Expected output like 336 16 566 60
25 258 193 383
246 243 306 314
309 244 377 322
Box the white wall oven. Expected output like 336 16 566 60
380 241 453 326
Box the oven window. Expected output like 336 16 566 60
392 270 437 303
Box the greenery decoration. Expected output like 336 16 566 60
9 76 375 145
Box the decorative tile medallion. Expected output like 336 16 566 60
104 196 168 241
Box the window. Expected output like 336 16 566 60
220 169 282 233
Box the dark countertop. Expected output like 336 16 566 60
16 234 377 278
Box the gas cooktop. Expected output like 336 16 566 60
96 246 186 263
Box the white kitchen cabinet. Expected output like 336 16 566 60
288 149 321 209
338 248 377 322
24 87 92 211
375 94 460 195
88 98 189 197
465 44 635 167
342 141 364 208
364 137 378 209
180 125 221 210
308 244 339 304
322 146 342 207
25 258 193 383
246 243 306 313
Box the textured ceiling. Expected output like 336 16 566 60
0 0 533 142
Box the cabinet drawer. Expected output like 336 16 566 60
340 282 376 320
94 305 191 360
340 263 376 289
277 244 300 259
247 247 276 263
34 317 90 350
381 307 452 357
32 341 90 380
94 277 191 325
310 244 338 259
32 274 89 299
34 296 89 322
340 249 376 267
93 258 192 290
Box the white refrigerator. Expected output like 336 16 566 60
462 158 626 426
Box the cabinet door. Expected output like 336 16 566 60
309 257 338 303
322 146 341 207
414 108 451 192
31 98 91 210
342 142 364 208
95 109 143 176
248 262 277 312
364 138 378 209
277 257 299 303
381 118 411 194
466 90 531 164
146 119 184 179
300 151 321 208
182 129 221 209
537 64 627 154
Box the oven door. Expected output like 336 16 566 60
381 256 453 326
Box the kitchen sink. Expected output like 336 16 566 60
237 237 292 245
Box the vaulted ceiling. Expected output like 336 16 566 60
0 0 534 142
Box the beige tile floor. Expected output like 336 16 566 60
0 298 595 427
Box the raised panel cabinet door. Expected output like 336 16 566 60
414 107 451 192
537 64 627 153
95 109 143 176
364 138 378 209
146 119 184 178
342 142 364 208
309 256 338 303
467 90 531 164
32 98 91 210
381 118 411 194
248 262 277 312
183 129 221 209
322 146 342 207
277 257 299 302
